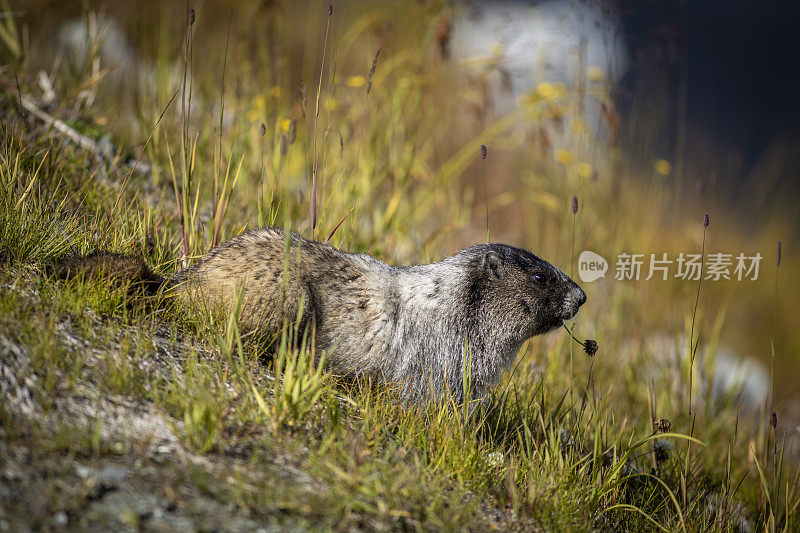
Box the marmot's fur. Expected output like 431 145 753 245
54 227 587 404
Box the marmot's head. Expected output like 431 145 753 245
459 244 587 341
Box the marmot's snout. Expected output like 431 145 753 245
563 281 587 320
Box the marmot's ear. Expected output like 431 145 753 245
482 251 502 278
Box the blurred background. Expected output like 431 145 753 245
7 0 799 411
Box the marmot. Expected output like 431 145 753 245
55 227 587 404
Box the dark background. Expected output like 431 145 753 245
619 0 800 195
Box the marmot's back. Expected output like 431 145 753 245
172 228 391 351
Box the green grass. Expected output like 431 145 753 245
1 1 799 530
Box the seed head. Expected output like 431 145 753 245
771 411 778 430
571 195 578 215
367 47 381 95
259 123 266 136
310 189 317 230
436 13 453 59
703 213 709 228
287 118 297 145
654 418 672 433
480 144 487 160
583 339 598 357
299 80 307 118
776 241 782 267
327 4 333 16
189 8 196 25
280 134 288 156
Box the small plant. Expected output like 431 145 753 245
688 213 709 416
268 326 328 430
182 394 224 453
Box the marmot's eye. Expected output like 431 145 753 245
533 273 546 283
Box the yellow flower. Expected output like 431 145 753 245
246 109 259 123
253 95 266 110
346 75 365 87
654 158 672 176
536 82 566 101
270 86 282 98
554 148 572 165
280 118 292 132
576 162 592 178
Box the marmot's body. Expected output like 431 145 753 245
57 228 586 404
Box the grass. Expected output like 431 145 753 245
1 1 799 530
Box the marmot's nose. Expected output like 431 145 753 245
564 283 586 320
563 285 587 320
573 286 587 307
